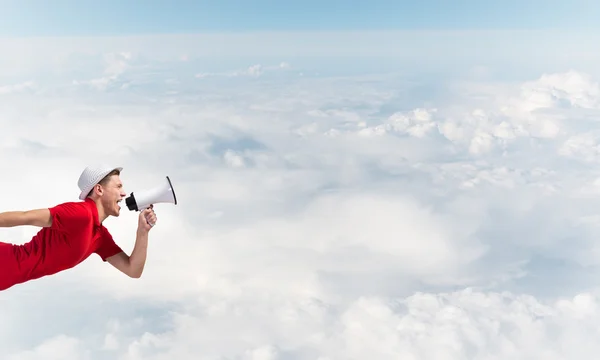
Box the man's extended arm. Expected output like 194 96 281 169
0 209 52 228
106 230 148 278
106 230 149 278
106 207 155 279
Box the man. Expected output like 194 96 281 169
0 165 157 291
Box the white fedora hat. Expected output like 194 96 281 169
77 165 123 200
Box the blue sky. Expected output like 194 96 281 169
1 0 598 36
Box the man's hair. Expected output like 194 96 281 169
86 169 121 198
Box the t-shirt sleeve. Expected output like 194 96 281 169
48 202 89 233
95 229 123 261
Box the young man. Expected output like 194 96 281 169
0 165 157 291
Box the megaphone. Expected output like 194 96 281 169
125 176 178 211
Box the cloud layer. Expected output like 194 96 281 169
3 31 600 359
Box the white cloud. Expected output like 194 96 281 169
195 62 291 79
5 30 600 359
0 80 36 94
519 70 600 110
10 289 600 360
72 52 133 90
6 335 89 360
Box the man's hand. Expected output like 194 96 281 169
138 205 157 233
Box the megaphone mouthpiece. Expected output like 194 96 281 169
125 176 177 211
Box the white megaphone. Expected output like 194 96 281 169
125 176 178 211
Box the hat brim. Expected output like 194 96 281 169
78 166 123 200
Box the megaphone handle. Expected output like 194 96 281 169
143 205 155 227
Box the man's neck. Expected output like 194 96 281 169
92 199 108 224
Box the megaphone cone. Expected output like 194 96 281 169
125 176 178 211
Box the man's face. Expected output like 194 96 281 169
101 175 127 217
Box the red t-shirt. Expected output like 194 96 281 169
0 198 123 291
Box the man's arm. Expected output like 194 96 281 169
0 209 52 228
106 230 149 278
